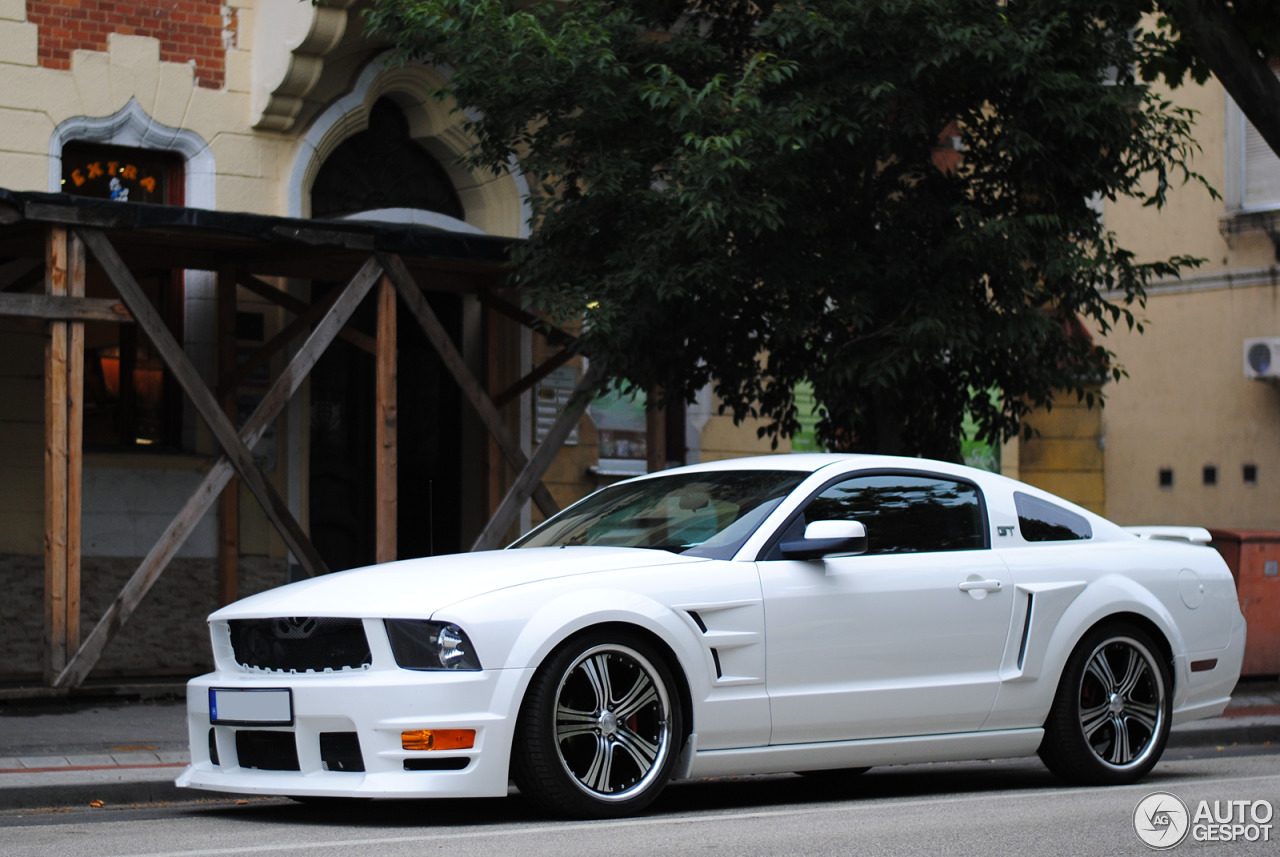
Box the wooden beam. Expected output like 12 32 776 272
43 226 68 683
2 258 43 293
0 293 131 322
76 227 328 580
477 291 577 347
65 232 84 657
377 251 560 520
493 347 575 410
375 275 397 564
216 280 346 398
237 272 376 355
471 363 605 551
54 252 384 688
216 266 239 606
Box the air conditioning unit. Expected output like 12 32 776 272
1244 337 1280 379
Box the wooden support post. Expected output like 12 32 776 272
43 226 68 683
646 386 666 473
42 226 85 685
375 275 397 564
65 232 84 656
53 245 381 689
216 266 239 606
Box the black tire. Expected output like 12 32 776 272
1039 623 1172 785
512 632 684 819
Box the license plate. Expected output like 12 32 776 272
209 688 293 726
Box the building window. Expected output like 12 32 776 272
1158 468 1174 489
1203 465 1218 486
1244 463 1259 485
310 98 464 220
61 142 185 449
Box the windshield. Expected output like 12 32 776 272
512 470 807 559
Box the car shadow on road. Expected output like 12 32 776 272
188 757 1088 827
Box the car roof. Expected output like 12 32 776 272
650 453 980 478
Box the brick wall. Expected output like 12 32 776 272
25 0 230 89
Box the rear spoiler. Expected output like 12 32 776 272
1125 526 1213 546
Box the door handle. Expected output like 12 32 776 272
958 579 1003 593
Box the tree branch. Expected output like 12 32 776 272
1163 0 1280 159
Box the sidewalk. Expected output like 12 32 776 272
1 680 1277 812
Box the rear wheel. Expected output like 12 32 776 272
1039 623 1171 785
512 632 683 818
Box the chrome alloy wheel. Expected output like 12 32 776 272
1075 635 1166 770
552 644 674 801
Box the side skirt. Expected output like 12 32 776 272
686 728 1045 778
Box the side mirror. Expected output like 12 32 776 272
780 520 868 560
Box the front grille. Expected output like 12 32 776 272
235 730 300 771
228 617 371 673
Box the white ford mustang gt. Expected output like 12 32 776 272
177 454 1246 817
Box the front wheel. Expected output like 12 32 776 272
1039 623 1171 785
512 633 683 818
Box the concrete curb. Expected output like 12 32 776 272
1 719 1273 813
0 765 190 811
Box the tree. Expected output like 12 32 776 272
366 0 1211 460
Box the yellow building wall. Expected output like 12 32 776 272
1100 284 1280 528
1097 71 1280 529
1016 394 1107 517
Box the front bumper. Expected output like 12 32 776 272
177 665 533 799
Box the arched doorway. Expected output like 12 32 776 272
309 97 470 570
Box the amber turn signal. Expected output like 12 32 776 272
401 729 476 751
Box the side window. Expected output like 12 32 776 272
1014 492 1092 542
803 473 987 554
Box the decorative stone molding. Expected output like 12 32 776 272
252 0 361 133
1220 210 1280 262
48 97 216 207
287 54 530 238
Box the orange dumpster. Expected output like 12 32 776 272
1210 529 1280 677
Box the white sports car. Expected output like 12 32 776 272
177 454 1246 818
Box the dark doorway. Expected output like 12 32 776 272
308 290 465 571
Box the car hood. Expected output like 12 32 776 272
209 546 710 620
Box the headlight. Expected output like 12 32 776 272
384 620 482 671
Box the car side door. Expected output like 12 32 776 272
757 470 1015 744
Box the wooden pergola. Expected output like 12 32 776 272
0 190 598 692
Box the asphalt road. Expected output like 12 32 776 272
3 748 1278 857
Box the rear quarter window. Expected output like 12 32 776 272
1014 491 1092 542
